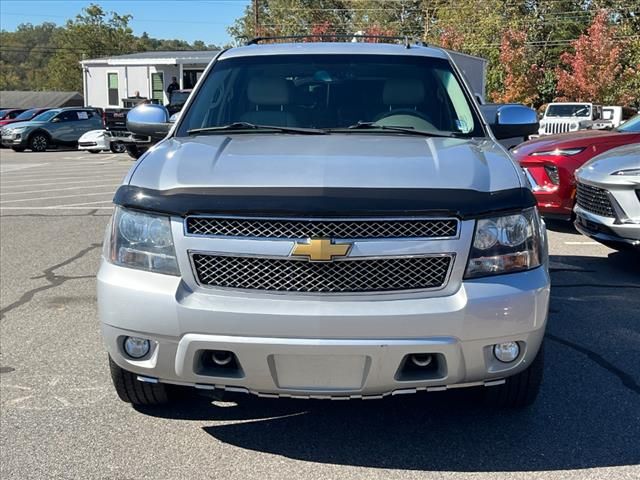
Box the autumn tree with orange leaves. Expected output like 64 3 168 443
555 9 637 105
491 29 542 105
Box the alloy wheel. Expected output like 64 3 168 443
30 135 48 152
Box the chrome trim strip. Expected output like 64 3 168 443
522 168 542 192
605 191 630 224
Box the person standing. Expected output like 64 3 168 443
167 77 180 97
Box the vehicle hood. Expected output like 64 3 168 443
79 129 106 141
3 120 47 130
128 134 523 193
576 143 640 186
512 130 628 157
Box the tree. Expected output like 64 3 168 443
351 0 424 38
228 0 353 42
424 0 524 101
555 9 634 104
0 22 60 90
46 4 137 91
491 28 542 105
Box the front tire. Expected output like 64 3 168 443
110 142 126 154
484 342 544 408
29 133 49 152
126 144 147 160
109 356 170 406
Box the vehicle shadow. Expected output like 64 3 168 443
544 218 577 234
137 252 640 472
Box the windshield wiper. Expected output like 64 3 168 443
332 122 458 138
188 122 327 135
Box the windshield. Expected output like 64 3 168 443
177 54 482 137
618 115 640 133
546 104 591 118
15 109 40 121
32 110 59 122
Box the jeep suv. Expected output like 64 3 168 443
538 102 602 136
1 107 103 152
99 41 549 408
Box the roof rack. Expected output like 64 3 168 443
246 35 426 49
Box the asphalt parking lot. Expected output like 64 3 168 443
0 149 638 480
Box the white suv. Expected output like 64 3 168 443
538 102 602 136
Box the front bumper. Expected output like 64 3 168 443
78 137 109 151
574 207 640 249
99 261 550 398
1 133 27 147
521 166 576 219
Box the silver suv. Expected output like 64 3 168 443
1 107 103 152
99 40 549 408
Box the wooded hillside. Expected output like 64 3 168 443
0 4 219 93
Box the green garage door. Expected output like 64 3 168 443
151 72 164 103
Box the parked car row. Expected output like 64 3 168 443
0 107 103 152
513 114 640 251
0 89 193 159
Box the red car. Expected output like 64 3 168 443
0 108 49 127
512 115 640 220
0 108 28 125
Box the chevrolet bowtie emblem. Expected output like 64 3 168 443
291 238 352 262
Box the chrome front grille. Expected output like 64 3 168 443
191 253 453 293
186 216 458 239
576 182 615 217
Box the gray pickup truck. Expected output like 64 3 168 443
98 40 549 409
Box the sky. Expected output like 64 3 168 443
0 0 250 46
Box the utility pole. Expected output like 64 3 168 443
254 0 260 37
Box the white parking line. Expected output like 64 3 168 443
0 166 130 177
1 160 121 168
0 206 114 210
62 154 119 161
0 175 126 185
0 184 121 196
0 163 48 173
0 177 125 189
53 200 114 207
0 191 116 204
564 241 601 245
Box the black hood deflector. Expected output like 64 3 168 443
113 185 536 219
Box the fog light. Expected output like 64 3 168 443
493 342 520 363
123 336 150 359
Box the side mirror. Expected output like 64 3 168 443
51 117 60 123
126 103 171 140
480 104 538 140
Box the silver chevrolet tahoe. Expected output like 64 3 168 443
98 41 549 408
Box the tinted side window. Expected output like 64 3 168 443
56 111 79 122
